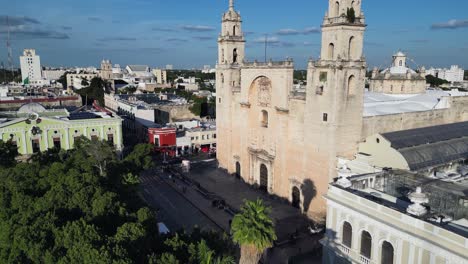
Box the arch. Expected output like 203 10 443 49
233 48 238 63
235 162 241 178
261 110 269 127
381 241 394 264
233 25 237 36
248 76 272 107
335 1 340 17
220 73 224 83
348 75 357 95
292 186 301 208
328 43 335 60
360 231 372 259
399 60 403 66
348 36 356 60
260 164 268 192
342 222 353 248
221 49 225 63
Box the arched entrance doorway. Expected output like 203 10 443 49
292 187 301 209
235 162 241 178
260 164 268 192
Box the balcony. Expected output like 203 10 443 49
323 16 365 26
359 255 371 264
339 245 350 255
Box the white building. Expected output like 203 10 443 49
426 65 464 83
67 73 98 89
322 169 468 264
20 49 42 83
152 69 167 84
42 69 66 81
165 65 174 70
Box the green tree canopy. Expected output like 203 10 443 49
231 199 277 264
426 74 449 87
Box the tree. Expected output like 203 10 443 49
57 72 68 89
426 74 449 87
76 77 106 106
346 7 356 23
231 199 277 264
0 140 18 168
464 70 467 81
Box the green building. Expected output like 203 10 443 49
0 103 123 155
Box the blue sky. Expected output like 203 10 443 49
1 0 467 69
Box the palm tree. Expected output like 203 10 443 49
231 199 277 264
197 240 235 264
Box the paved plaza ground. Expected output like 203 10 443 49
139 157 323 263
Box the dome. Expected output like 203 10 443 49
394 51 406 57
17 103 47 114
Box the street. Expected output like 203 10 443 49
139 171 222 233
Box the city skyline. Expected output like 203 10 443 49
1 0 467 69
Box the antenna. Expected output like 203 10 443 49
6 16 13 73
264 34 268 63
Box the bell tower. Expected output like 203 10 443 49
216 0 245 171
307 0 367 163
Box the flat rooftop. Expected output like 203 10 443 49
363 89 468 117
336 169 468 238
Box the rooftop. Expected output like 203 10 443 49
334 169 468 238
363 89 468 117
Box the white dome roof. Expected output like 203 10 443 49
17 103 46 114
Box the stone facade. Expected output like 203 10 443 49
369 52 427 94
216 0 366 218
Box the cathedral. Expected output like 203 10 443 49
216 0 367 218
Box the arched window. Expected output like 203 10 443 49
335 1 340 17
233 48 238 63
233 25 237 36
261 110 269 127
220 73 224 83
221 49 225 63
360 231 372 259
381 241 394 264
260 164 268 192
342 222 353 248
328 43 335 60
399 60 403 66
348 36 355 60
348 75 356 95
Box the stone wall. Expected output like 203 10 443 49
362 96 468 139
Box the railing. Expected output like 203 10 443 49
324 16 365 25
339 245 350 255
359 255 371 264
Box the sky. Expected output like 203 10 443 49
0 0 467 69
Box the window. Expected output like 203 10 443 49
399 60 403 66
261 110 269 127
342 222 353 248
207 135 210 140
348 75 356 95
381 241 394 264
221 49 225 63
323 113 328 122
233 48 238 63
360 231 372 259
348 36 356 60
233 25 236 36
213 134 217 139
191 137 194 140
335 1 340 16
219 98 222 104
316 86 324 95
328 43 335 60
221 73 224 83
376 138 380 144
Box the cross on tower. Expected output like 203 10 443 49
229 0 234 9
